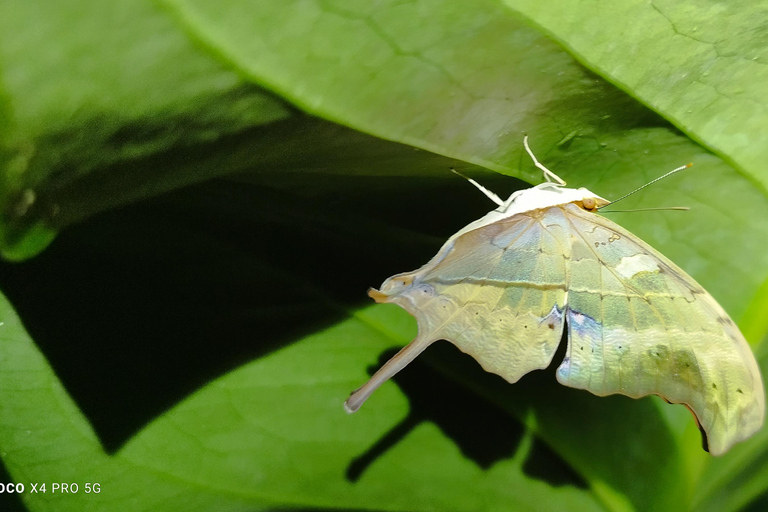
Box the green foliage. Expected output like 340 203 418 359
1 1 767 511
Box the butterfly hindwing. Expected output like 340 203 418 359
558 203 764 455
384 208 570 383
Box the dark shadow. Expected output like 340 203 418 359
523 437 588 488
416 326 683 509
0 173 518 454
744 488 768 512
346 347 525 481
347 338 587 490
0 185 366 452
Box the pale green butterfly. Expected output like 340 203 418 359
345 138 765 456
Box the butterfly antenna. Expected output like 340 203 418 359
599 163 692 210
523 136 566 186
601 206 690 213
450 168 504 206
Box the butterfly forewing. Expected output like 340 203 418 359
558 204 764 455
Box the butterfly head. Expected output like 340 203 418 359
572 192 611 212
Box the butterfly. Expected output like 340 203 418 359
345 138 765 456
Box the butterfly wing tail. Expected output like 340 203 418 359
344 333 434 413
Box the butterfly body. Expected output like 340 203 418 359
346 161 765 456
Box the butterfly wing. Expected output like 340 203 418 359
412 207 570 380
349 199 764 455
558 203 765 455
345 207 571 412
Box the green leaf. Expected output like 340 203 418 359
160 0 660 179
0 282 251 512
500 0 768 191
121 305 604 512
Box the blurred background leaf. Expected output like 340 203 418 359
1 1 768 511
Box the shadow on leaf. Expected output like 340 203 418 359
346 345 587 490
0 172 514 453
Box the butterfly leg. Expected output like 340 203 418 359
523 135 566 186
344 333 435 413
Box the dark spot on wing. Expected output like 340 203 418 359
669 350 704 388
648 345 669 362
712 383 717 389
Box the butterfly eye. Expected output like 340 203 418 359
581 197 597 211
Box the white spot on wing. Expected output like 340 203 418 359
615 254 659 279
